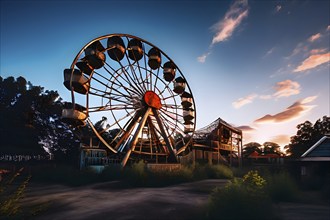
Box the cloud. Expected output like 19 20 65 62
197 52 211 63
308 33 322 42
273 80 300 98
310 48 327 55
254 96 317 124
274 5 282 13
233 80 300 110
293 52 330 72
259 95 272 100
327 25 330 31
269 135 290 146
232 93 257 109
236 125 255 132
198 0 249 63
211 0 249 45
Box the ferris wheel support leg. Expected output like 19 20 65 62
114 113 140 150
152 109 177 163
121 108 152 168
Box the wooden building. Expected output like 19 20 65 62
180 117 243 167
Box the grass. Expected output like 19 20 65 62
265 171 299 202
29 162 235 187
0 168 32 219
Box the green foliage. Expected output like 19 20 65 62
0 169 30 218
0 76 79 162
193 163 233 180
123 160 149 186
265 171 299 202
208 170 276 220
285 116 330 157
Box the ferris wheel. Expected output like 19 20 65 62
62 34 196 167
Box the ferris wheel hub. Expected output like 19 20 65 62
143 91 162 109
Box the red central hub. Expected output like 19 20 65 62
144 91 162 109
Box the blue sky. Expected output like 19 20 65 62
1 0 329 147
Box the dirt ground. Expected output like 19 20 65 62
21 180 330 220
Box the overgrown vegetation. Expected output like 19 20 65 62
265 171 299 202
207 169 304 219
0 168 30 219
29 162 234 187
208 170 275 220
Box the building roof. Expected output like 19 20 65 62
301 136 330 161
194 117 242 136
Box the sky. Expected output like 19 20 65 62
1 0 329 148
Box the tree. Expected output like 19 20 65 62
285 116 330 157
262 142 281 155
243 142 262 158
0 76 79 162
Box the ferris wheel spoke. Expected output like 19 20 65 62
121 51 147 93
161 119 178 141
88 92 133 106
88 106 135 113
159 80 173 96
159 108 182 121
159 112 180 131
104 62 144 96
86 118 117 153
161 116 185 135
90 76 135 101
123 36 148 92
162 94 178 101
94 69 139 97
152 68 161 93
108 109 135 129
162 103 183 110
117 58 146 95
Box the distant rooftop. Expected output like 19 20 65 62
301 136 330 161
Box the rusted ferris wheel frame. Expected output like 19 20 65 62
63 33 196 167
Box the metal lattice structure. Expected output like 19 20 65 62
186 117 243 166
62 34 196 167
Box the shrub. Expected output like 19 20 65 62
0 168 31 218
193 163 233 180
123 160 149 186
265 171 299 202
208 170 275 220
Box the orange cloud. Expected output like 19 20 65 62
294 52 330 72
310 48 327 55
308 33 322 42
211 0 249 45
232 94 257 109
254 96 317 124
273 80 300 98
269 135 290 146
236 125 255 132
